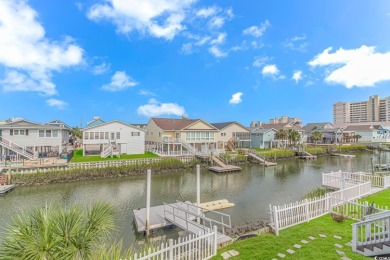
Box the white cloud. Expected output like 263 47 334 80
93 62 110 75
137 98 185 117
180 43 193 54
309 45 390 88
101 71 138 91
243 20 270 38
209 46 227 58
229 92 243 105
210 32 226 45
87 0 196 40
209 16 225 29
0 0 84 96
46 98 68 110
253 56 271 67
196 6 218 18
292 70 303 83
262 64 280 76
284 34 307 52
139 89 156 96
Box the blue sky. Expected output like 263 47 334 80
0 0 390 127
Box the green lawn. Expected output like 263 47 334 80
213 215 368 260
213 188 390 259
70 149 159 163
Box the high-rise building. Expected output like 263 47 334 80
333 95 390 127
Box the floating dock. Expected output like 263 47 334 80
199 199 235 212
332 153 356 158
299 155 317 160
209 165 242 173
0 185 15 195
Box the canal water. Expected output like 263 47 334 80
0 151 388 248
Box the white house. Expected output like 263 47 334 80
0 118 71 160
82 121 145 157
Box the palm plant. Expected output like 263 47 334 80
0 202 116 260
275 129 288 148
311 130 323 145
355 134 362 143
289 130 301 146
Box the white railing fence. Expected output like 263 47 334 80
269 180 373 236
331 199 386 221
131 227 218 260
352 211 390 253
323 170 390 189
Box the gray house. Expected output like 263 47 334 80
248 127 277 149
0 118 71 160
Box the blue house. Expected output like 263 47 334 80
248 127 277 149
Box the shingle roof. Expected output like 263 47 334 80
261 123 304 132
251 128 276 134
211 122 236 130
302 122 333 131
343 125 380 131
152 118 199 130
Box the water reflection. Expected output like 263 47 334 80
0 151 385 247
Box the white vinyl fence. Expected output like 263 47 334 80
269 177 372 236
323 170 390 188
131 227 218 260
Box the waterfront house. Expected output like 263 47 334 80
343 125 389 143
303 122 345 144
211 122 251 151
145 117 220 156
248 127 277 149
0 118 71 160
82 121 145 157
261 122 307 144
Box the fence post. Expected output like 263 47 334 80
213 225 218 255
169 239 174 260
305 199 310 222
273 206 279 236
351 224 357 252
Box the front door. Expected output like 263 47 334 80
120 143 127 154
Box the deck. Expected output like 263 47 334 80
133 201 197 233
0 184 15 195
209 165 242 173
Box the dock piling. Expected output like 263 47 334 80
145 169 151 236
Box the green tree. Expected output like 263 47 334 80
0 202 117 260
289 130 301 146
355 134 362 143
71 127 83 140
275 129 288 148
311 130 323 145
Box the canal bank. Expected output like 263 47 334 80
0 151 389 250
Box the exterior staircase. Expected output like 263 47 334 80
248 151 277 166
101 144 113 158
352 211 390 256
179 139 197 154
226 137 236 152
0 136 37 160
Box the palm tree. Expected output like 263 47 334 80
289 130 301 146
311 130 323 145
0 202 116 260
355 134 362 143
275 129 288 148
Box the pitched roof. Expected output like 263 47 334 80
211 121 249 131
151 118 199 130
82 120 146 131
302 122 333 131
251 127 277 134
343 125 381 131
86 118 105 128
261 123 304 132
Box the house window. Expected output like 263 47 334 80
46 130 51 137
14 130 19 135
95 132 99 139
90 132 94 139
100 132 104 139
53 130 58 137
39 130 44 137
20 130 25 135
116 132 120 139
132 132 140 136
105 132 109 139
26 130 29 136
10 129 13 136
85 132 89 140
159 132 161 137
111 132 115 140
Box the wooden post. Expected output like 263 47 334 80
145 169 151 236
7 161 11 185
169 239 174 260
213 225 218 255
196 164 201 223
273 206 279 236
351 224 357 252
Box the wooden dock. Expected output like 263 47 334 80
209 165 242 173
0 184 15 195
299 155 317 160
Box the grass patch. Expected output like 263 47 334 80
212 215 368 259
336 145 367 153
360 188 390 208
306 147 326 155
70 150 159 163
304 187 331 199
256 149 295 159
